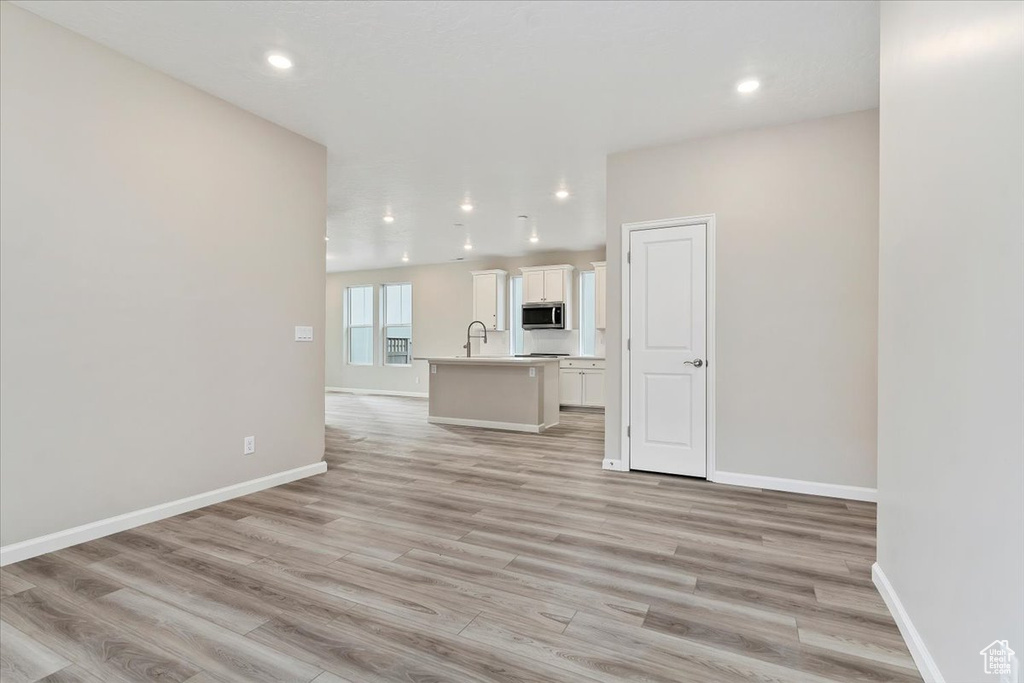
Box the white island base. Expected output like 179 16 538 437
419 357 561 433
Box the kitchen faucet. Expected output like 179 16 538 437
463 320 488 358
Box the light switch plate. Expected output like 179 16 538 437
294 326 313 342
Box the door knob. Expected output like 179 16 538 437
684 358 705 368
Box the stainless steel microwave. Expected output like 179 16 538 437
522 302 565 330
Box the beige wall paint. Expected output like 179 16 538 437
877 2 1023 680
326 249 605 394
0 4 327 546
606 109 880 488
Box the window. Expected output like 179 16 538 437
510 275 524 355
383 283 413 365
346 286 374 365
580 271 596 356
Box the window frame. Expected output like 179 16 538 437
579 270 597 356
509 274 524 356
345 284 375 366
382 281 414 367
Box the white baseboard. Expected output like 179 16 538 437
0 461 327 567
872 563 942 682
326 386 428 398
711 471 877 502
428 415 549 433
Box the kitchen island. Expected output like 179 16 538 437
416 356 561 432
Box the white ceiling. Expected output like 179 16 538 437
16 0 880 272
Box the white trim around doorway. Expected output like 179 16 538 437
617 214 717 478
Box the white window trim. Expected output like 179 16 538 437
579 270 596 356
509 274 523 356
346 285 375 366
382 282 413 367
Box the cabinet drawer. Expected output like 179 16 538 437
560 359 606 370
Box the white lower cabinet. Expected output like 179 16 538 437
559 359 605 408
581 370 605 407
559 369 583 405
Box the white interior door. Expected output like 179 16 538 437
628 223 707 476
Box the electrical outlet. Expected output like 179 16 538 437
529 367 536 377
415 376 420 384
244 436 255 455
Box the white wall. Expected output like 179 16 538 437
876 2 1023 681
606 109 880 489
326 249 605 394
0 3 327 546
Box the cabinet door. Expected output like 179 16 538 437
559 369 582 406
543 269 565 303
473 273 498 328
523 271 546 303
581 369 605 407
594 264 607 330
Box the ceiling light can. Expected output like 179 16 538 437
737 79 760 93
267 53 293 70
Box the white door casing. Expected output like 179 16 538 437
627 222 708 477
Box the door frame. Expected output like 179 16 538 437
620 214 716 478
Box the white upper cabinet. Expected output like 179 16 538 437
543 269 565 303
592 261 607 330
471 270 507 331
520 265 573 304
523 270 546 304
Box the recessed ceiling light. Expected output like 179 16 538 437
383 214 395 224
267 53 293 70
529 235 539 243
401 253 409 262
324 235 330 241
555 189 569 200
737 79 760 94
460 200 474 212
464 242 473 251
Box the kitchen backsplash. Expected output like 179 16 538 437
471 329 605 358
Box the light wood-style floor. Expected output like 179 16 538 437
0 393 919 682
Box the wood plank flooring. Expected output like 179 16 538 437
0 393 919 682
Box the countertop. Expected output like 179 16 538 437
415 356 562 364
